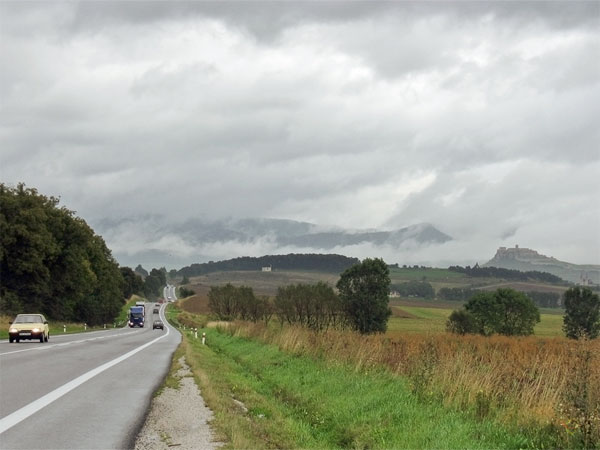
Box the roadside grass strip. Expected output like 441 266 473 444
184 329 537 449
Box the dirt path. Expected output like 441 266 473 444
134 357 222 450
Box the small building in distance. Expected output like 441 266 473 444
261 266 272 272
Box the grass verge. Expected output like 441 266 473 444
183 328 552 449
163 303 555 449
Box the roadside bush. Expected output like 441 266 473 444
446 309 478 335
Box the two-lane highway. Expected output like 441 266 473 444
0 303 180 449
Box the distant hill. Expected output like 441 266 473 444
177 253 360 277
483 246 600 285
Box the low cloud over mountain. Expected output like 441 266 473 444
95 216 452 270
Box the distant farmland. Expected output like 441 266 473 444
185 270 339 296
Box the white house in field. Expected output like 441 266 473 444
261 266 272 272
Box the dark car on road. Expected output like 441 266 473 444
153 320 164 330
153 308 159 314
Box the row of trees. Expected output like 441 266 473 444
392 281 435 299
448 265 565 284
273 282 341 331
525 291 561 308
208 284 272 323
0 184 125 325
438 286 561 308
437 287 479 302
446 286 599 339
208 258 392 334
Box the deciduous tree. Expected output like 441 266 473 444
461 288 540 336
563 287 600 340
336 258 391 334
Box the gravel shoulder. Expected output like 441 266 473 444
134 356 222 450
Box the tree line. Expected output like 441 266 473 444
392 281 435 299
0 184 179 324
448 265 565 284
1 184 125 325
438 286 561 308
178 254 360 278
208 258 392 334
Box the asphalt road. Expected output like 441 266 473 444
163 285 177 302
0 303 181 449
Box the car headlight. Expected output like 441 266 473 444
32 328 41 333
10 328 18 333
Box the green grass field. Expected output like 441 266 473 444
387 305 564 337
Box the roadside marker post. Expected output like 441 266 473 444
84 323 87 331
202 332 206 345
103 324 106 329
63 325 66 333
194 328 198 339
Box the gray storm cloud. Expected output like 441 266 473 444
1 1 598 267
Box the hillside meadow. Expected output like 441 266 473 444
170 295 599 449
179 293 566 337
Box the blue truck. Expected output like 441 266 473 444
128 305 145 328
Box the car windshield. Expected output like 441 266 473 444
14 315 42 324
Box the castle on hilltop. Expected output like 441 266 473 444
484 245 600 285
494 245 555 261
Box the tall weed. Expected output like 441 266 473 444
223 321 600 448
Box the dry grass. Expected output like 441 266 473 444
180 294 212 315
390 306 419 319
206 321 231 329
224 322 600 446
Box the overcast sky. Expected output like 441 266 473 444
1 1 599 267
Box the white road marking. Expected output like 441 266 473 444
0 327 129 345
0 323 171 434
0 302 176 434
0 330 139 357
